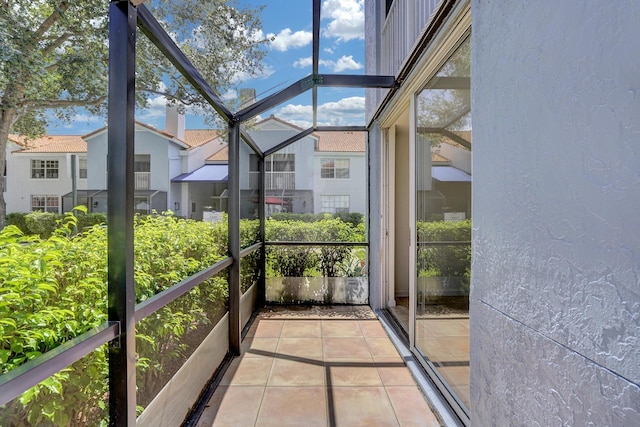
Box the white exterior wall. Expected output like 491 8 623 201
472 1 640 425
85 126 194 214
135 130 172 192
243 122 316 191
313 152 366 214
86 131 107 190
184 138 225 173
5 148 87 213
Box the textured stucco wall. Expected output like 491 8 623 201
471 0 640 424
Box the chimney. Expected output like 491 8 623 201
165 102 185 141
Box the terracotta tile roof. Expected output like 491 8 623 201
83 122 221 150
9 134 87 153
182 129 223 148
442 130 471 150
432 153 450 163
207 145 229 162
314 131 365 152
254 115 306 131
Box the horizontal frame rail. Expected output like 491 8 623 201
240 242 262 258
266 241 369 247
0 321 120 406
135 256 234 321
136 243 262 322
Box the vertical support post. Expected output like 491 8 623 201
71 154 77 210
107 1 137 425
228 122 241 355
258 154 266 306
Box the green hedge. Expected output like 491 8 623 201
269 211 363 228
5 209 106 238
265 217 364 277
0 212 230 425
416 220 471 280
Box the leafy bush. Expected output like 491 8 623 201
0 212 232 425
25 211 63 239
0 213 367 425
6 212 27 233
76 212 106 230
265 217 364 278
416 220 471 279
269 212 363 228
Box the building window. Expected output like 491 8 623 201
385 0 395 15
321 158 350 179
31 160 59 179
79 157 87 179
251 153 296 190
31 195 60 213
320 195 349 214
271 153 294 172
134 154 150 172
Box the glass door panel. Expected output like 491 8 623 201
414 37 471 411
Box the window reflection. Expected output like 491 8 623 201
415 37 471 410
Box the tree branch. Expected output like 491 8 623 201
32 2 70 41
41 32 74 56
136 88 196 106
21 96 107 110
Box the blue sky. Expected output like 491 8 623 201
47 0 365 135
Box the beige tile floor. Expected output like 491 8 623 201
196 306 441 427
388 299 470 409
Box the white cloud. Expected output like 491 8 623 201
267 28 313 51
322 0 364 42
293 55 362 72
220 89 238 101
276 96 365 127
293 57 314 68
333 55 363 72
324 47 334 54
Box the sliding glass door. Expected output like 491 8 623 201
414 37 471 413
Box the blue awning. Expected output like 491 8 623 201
172 164 228 182
432 166 471 182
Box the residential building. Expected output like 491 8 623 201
366 0 639 425
5 135 88 214
5 114 368 220
5 108 223 218
179 115 369 218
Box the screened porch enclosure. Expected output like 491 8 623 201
0 0 401 425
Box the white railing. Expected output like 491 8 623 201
135 172 150 190
249 171 295 190
381 0 444 76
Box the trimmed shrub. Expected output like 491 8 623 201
6 212 27 233
25 211 63 239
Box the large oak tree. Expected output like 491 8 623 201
0 0 269 227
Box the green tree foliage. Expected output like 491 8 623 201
0 0 270 227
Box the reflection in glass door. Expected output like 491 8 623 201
414 37 471 413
